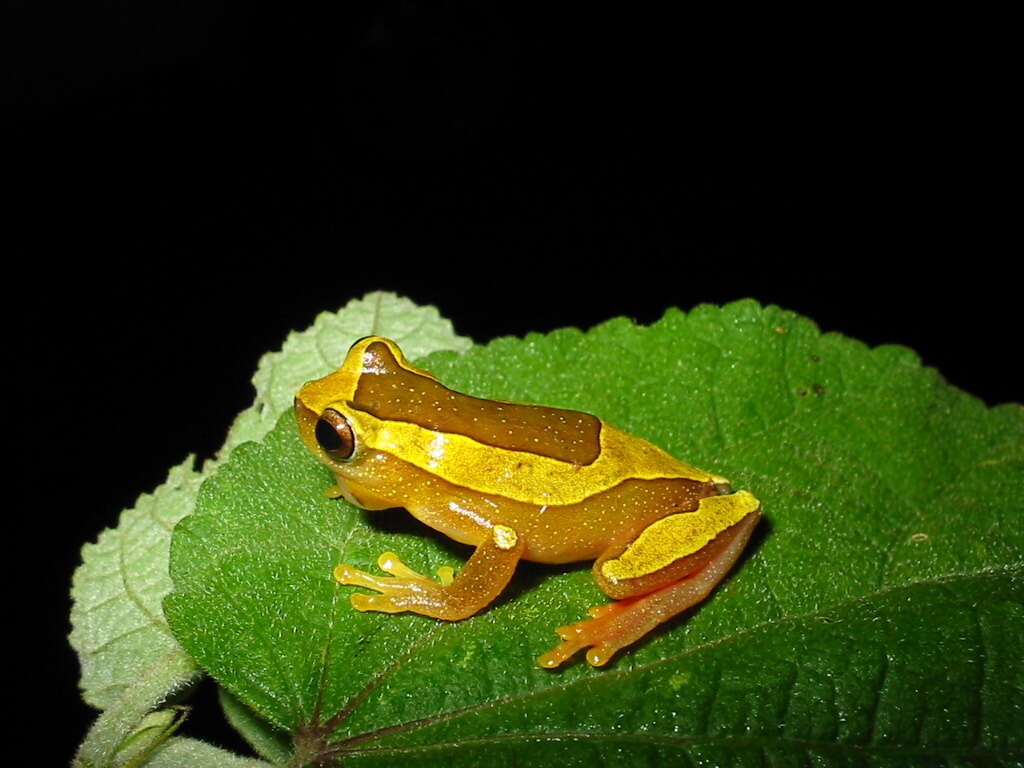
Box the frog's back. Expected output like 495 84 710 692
351 340 604 466
312 337 725 507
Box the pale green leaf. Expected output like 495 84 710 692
73 648 200 768
109 708 186 768
143 737 274 768
71 458 203 710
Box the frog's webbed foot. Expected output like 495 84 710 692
334 552 454 614
537 598 643 668
538 585 704 668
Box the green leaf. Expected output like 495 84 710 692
164 300 1024 766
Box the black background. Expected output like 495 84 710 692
10 4 1014 763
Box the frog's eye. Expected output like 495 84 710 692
315 408 355 461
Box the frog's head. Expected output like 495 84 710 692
295 336 438 509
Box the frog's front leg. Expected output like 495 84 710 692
539 491 761 668
334 524 525 621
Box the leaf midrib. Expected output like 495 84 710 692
324 564 1021 749
331 730 1015 760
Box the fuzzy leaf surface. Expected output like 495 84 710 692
71 458 204 710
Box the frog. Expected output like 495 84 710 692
294 336 761 668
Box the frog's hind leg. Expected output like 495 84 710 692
537 508 760 668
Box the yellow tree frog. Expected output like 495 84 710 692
294 336 761 668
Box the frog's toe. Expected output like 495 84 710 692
584 644 615 667
351 593 405 613
536 643 577 669
333 563 374 587
376 551 428 580
373 551 454 586
435 565 455 587
586 601 623 620
537 634 616 668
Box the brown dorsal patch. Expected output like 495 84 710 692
353 341 601 465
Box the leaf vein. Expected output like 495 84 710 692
328 565 1021 749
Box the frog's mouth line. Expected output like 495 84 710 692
334 482 362 507
333 475 395 511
